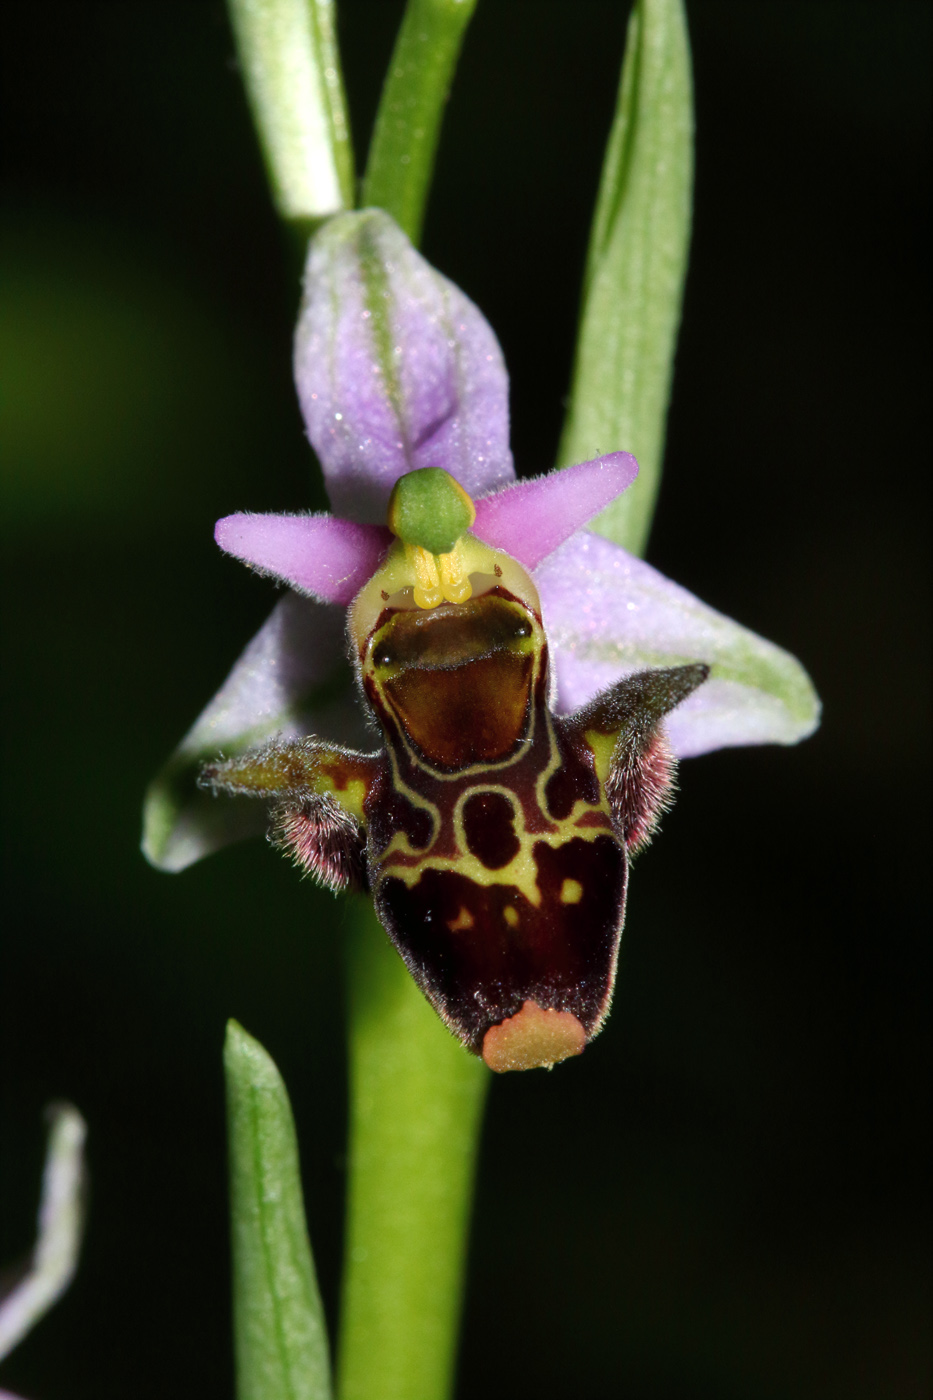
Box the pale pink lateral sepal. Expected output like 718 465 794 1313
215 512 391 605
472 452 638 567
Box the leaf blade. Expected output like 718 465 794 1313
557 0 693 557
225 1021 332 1400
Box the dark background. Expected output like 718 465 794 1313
1 2 929 1397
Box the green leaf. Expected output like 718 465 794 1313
225 1021 332 1400
227 0 354 224
337 901 488 1400
361 0 479 244
557 0 693 558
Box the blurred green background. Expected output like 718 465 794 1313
1 3 929 1397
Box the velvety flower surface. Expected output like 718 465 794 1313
143 209 819 873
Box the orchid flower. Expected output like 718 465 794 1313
143 209 818 1067
144 209 818 869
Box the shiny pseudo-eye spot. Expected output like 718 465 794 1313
373 642 396 668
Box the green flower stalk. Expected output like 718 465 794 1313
361 0 478 243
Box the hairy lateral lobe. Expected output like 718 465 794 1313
566 663 709 851
201 737 380 892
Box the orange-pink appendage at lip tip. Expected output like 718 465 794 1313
481 999 587 1072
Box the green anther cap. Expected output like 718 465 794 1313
387 468 477 554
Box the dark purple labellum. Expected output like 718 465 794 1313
201 526 707 1072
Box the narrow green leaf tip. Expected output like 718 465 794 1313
227 0 354 223
225 1020 332 1400
558 0 694 558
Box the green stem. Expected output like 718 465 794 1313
361 0 479 243
337 900 488 1400
336 14 486 1393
